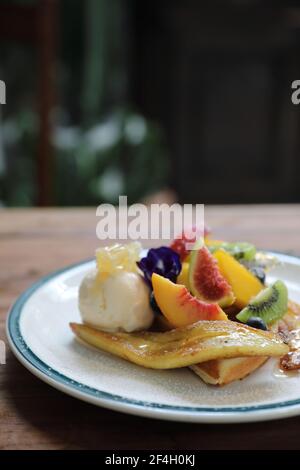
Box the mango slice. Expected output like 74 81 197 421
70 320 288 369
214 249 263 308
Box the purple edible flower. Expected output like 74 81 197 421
137 246 181 287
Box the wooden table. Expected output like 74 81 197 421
1 205 300 450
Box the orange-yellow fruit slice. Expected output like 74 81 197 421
152 273 227 327
214 249 263 309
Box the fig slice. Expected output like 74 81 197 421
189 239 235 308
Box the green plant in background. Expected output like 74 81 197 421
0 109 37 206
0 105 169 207
53 108 169 205
0 0 170 206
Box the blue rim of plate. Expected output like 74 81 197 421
6 252 300 416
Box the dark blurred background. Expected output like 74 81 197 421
0 0 300 206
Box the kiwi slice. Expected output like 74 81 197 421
208 242 256 261
236 280 288 325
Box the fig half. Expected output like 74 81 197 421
189 239 235 308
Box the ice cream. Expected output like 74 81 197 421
79 269 154 333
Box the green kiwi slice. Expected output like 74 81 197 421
208 242 256 261
236 280 288 325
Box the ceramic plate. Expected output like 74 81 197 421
6 252 300 423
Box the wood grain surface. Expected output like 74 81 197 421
1 205 300 450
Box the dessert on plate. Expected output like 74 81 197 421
70 228 300 385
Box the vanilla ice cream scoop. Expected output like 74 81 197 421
78 270 154 332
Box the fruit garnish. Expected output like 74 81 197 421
236 280 288 325
189 239 235 308
70 320 289 370
96 242 141 279
248 266 266 285
170 225 210 261
207 241 256 261
152 273 227 327
246 317 267 331
137 247 181 288
214 249 263 308
241 254 279 285
253 252 279 271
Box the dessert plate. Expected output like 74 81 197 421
6 252 300 423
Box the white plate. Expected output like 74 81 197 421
6 252 300 423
